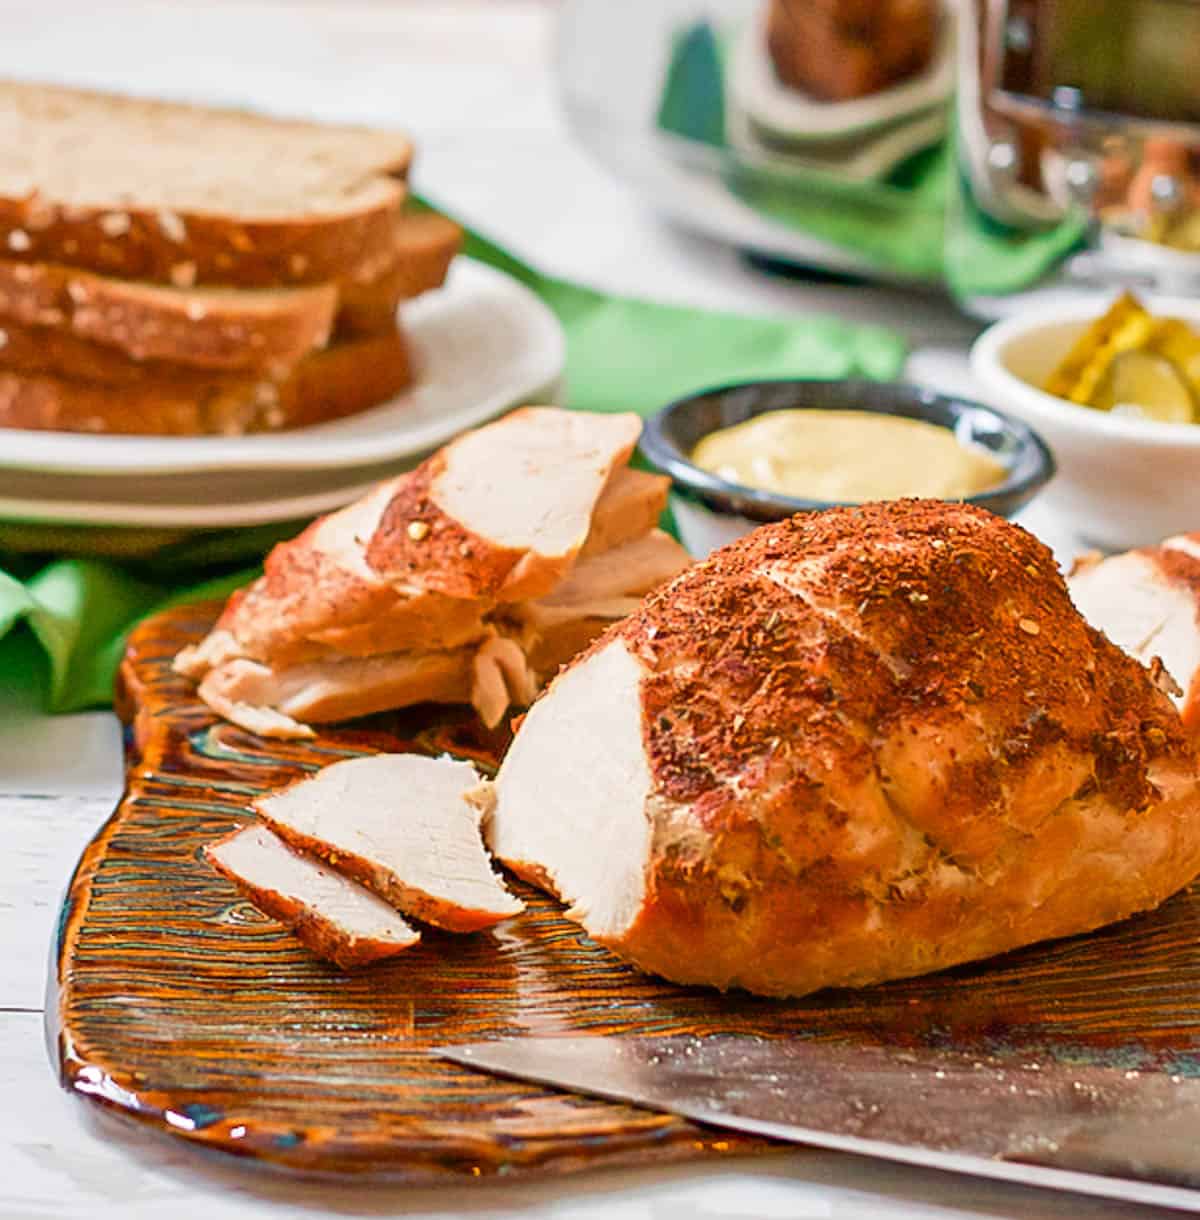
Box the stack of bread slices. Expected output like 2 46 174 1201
175 407 693 738
0 80 460 435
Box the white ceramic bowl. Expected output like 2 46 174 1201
970 296 1200 551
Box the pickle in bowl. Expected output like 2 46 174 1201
1044 292 1200 424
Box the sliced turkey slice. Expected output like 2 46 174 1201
177 409 651 682
179 482 493 675
205 823 421 968
536 529 691 611
523 616 620 680
472 635 539 729
255 754 523 932
196 633 540 738
510 531 692 676
366 407 643 601
197 649 474 739
582 467 670 558
489 638 650 930
1068 534 1200 732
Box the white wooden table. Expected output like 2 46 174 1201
0 3 1170 1217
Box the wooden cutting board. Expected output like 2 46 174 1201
51 603 1200 1181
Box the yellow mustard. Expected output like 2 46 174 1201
691 410 1006 503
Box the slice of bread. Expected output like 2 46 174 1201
0 260 337 372
0 316 312 384
0 329 411 435
336 213 462 338
0 212 460 366
0 80 412 286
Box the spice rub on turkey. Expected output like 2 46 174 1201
488 501 1200 998
174 407 691 738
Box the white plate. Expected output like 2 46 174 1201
0 478 385 528
727 2 956 146
1099 230 1200 296
726 104 946 183
557 0 939 285
0 374 564 527
0 258 566 475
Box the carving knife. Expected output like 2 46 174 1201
439 1034 1200 1211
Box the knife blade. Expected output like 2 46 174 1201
439 1035 1200 1212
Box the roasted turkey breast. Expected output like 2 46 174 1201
489 502 1200 998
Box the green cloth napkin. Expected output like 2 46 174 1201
656 21 1086 296
0 216 905 716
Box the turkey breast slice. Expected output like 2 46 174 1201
508 530 692 681
366 406 643 601
176 412 657 680
1069 535 1200 732
206 824 420 969
256 754 523 932
195 634 536 738
488 638 652 937
582 467 670 558
196 649 474 739
182 481 492 673
537 529 691 609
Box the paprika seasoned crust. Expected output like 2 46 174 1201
489 501 1200 998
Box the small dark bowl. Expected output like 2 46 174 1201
640 379 1056 529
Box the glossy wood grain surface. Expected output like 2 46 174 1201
51 603 1200 1180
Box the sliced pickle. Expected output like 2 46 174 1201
1092 350 1196 423
1150 317 1200 395
1044 293 1157 404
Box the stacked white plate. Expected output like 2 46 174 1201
725 0 957 182
0 259 566 534
726 0 960 172
558 0 950 284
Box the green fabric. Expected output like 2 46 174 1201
656 22 726 149
0 218 906 716
656 21 1086 295
942 164 1089 298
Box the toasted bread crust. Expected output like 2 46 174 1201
335 212 462 338
0 211 458 370
0 80 414 286
0 188 408 288
0 329 410 435
0 259 337 371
